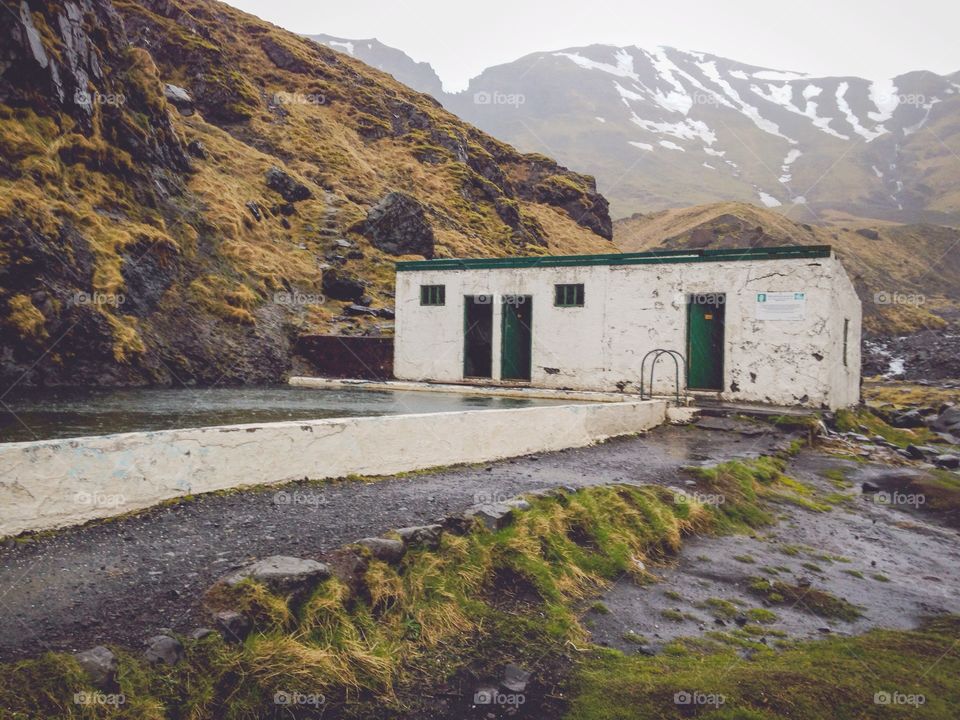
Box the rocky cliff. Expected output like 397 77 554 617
0 0 612 387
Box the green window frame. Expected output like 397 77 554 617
843 318 849 366
554 283 584 307
420 285 446 306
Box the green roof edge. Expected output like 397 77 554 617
395 245 833 271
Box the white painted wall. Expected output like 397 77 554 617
0 400 665 537
395 254 861 409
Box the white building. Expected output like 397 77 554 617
394 246 861 409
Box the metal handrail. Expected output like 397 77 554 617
639 349 687 405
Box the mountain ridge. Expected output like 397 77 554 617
312 38 960 223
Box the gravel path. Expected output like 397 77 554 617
0 423 787 661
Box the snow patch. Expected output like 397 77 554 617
628 141 654 151
328 40 355 55
629 113 716 144
757 191 782 207
871 165 884 178
836 82 887 141
697 60 796 143
753 69 807 81
729 70 749 80
703 146 726 157
595 116 607 123
703 162 716 169
904 98 941 136
868 78 900 123
658 140 685 151
554 51 638 79
792 196 808 204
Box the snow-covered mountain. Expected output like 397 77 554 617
310 39 960 222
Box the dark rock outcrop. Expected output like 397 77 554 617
352 192 436 257
265 167 312 203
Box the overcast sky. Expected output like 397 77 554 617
225 0 959 92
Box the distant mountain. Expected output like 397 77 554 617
305 34 445 98
614 202 960 336
312 40 960 223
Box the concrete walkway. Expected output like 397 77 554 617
0 423 787 660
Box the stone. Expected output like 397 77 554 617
214 611 251 642
143 635 184 665
347 250 364 260
223 555 330 599
245 201 262 221
322 270 366 302
190 627 215 640
354 537 406 564
376 307 396 320
933 407 960 433
345 304 378 317
861 481 880 493
352 192 435 257
855 228 880 240
395 524 443 549
463 503 515 531
265 166 312 203
163 83 193 112
935 454 960 469
333 238 353 248
501 663 531 693
74 646 117 689
891 410 925 429
186 140 207 159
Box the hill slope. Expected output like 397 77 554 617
0 0 612 387
312 39 960 223
615 202 960 336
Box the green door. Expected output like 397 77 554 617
500 296 532 381
687 295 725 390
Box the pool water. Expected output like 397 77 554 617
0 385 575 443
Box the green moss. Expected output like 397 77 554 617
568 616 960 720
835 407 935 448
734 554 757 564
746 608 778 624
661 609 686 622
695 597 740 620
747 578 862 621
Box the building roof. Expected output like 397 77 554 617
395 245 833 272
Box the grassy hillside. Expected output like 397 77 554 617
615 202 960 336
0 0 611 387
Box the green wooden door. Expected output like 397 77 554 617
686 295 725 390
500 296 532 381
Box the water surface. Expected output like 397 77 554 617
0 386 573 443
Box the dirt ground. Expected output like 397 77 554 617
0 422 788 661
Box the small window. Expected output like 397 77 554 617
554 283 584 307
843 318 849 367
420 285 445 306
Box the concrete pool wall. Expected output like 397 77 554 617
0 399 666 537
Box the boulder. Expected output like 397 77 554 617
935 454 960 469
354 537 406 564
376 307 395 320
464 498 531 530
223 556 330 600
74 646 117 689
186 140 207 159
322 270 366 302
352 192 435 257
163 83 193 113
394 524 443 550
501 663 531 693
345 304 378 317
143 635 184 665
855 228 880 240
214 610 252 642
265 166 312 203
933 407 960 433
890 409 925 429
